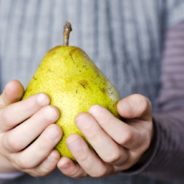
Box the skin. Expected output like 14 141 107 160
57 94 153 178
0 80 153 178
0 80 62 176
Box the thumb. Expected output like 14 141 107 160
117 94 152 120
0 80 24 107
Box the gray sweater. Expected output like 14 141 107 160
0 0 184 184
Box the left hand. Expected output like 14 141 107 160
57 94 153 178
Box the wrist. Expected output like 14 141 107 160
0 154 18 173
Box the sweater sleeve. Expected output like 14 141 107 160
132 22 184 180
0 172 23 180
123 21 184 181
152 22 184 177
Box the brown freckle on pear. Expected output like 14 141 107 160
79 80 88 89
100 87 106 93
33 75 37 80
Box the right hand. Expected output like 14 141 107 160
0 80 62 177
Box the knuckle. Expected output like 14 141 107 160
26 98 40 111
35 140 55 160
78 150 89 163
25 94 48 113
74 145 90 164
1 110 11 127
15 157 32 169
38 134 56 152
85 125 101 141
88 130 100 141
79 114 94 131
39 139 50 151
41 106 59 122
5 134 22 152
68 136 90 163
103 150 121 163
135 94 150 112
118 129 134 145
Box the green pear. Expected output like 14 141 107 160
23 22 120 159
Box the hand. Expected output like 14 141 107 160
57 94 153 178
0 80 62 177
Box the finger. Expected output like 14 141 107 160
0 80 24 107
113 150 143 171
13 124 62 169
0 93 50 131
67 134 112 177
58 157 87 178
76 113 128 165
117 94 152 120
26 150 60 177
89 105 142 150
3 106 59 152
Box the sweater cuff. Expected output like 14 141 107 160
0 172 24 180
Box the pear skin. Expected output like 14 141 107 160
23 22 120 159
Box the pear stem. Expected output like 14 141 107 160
63 22 72 46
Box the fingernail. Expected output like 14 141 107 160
89 105 101 115
48 125 61 140
48 151 58 162
46 106 59 121
118 101 131 113
37 93 50 106
59 160 71 170
76 114 93 131
76 113 88 127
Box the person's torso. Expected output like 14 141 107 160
0 0 180 184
